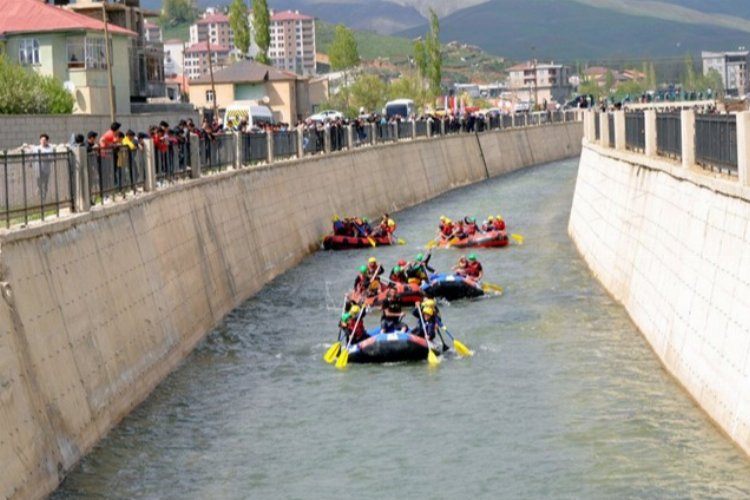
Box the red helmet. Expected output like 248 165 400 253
397 259 407 267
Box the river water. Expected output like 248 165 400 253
54 159 750 499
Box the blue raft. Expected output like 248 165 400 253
421 273 484 301
346 328 438 364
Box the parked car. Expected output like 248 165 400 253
308 110 344 122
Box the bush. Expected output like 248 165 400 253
0 56 74 114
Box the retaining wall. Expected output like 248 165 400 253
0 112 200 150
0 122 581 499
569 143 750 455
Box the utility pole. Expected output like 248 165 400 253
207 38 218 121
102 4 116 123
531 45 538 110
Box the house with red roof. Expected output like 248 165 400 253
0 0 136 114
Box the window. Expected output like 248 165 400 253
206 90 215 103
19 39 40 66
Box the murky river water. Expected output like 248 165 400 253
54 159 750 499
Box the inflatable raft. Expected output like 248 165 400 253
437 230 508 249
322 234 393 250
421 273 484 301
347 329 438 364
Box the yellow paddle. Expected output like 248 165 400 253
511 234 524 245
426 239 438 250
335 305 367 370
441 327 474 357
324 296 349 364
481 282 504 295
367 237 377 247
416 303 440 367
397 238 406 245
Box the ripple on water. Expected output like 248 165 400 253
53 160 750 499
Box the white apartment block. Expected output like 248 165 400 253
189 12 234 51
702 51 750 96
267 10 316 76
184 42 231 79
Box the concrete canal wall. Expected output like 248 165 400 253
0 122 581 499
570 141 750 456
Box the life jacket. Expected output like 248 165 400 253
493 219 506 231
466 223 478 236
466 261 483 278
333 220 346 235
389 270 407 283
346 316 366 340
441 223 453 237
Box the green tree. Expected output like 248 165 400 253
647 62 657 90
425 9 442 95
0 56 74 114
350 74 387 113
329 24 360 72
252 0 271 65
604 69 615 94
682 53 697 90
614 80 645 100
577 77 604 100
389 73 429 110
229 0 251 55
161 0 195 26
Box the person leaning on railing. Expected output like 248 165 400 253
27 134 55 208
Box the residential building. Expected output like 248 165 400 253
144 19 161 42
0 0 135 114
507 61 572 104
66 0 165 101
164 38 185 78
189 12 234 51
702 51 750 96
188 58 326 123
184 41 230 80
582 66 645 91
265 10 316 76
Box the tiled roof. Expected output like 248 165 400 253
271 10 313 21
196 13 229 25
0 0 135 37
185 42 231 54
191 58 298 84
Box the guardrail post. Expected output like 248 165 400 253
440 119 446 135
736 111 750 186
234 132 242 169
427 119 433 138
297 125 305 158
412 120 417 140
599 111 609 147
644 109 657 156
324 126 331 153
614 111 626 151
190 133 201 178
583 110 595 143
143 138 156 192
267 131 275 164
370 123 377 144
681 109 696 169
72 145 89 212
524 114 529 127
347 124 355 149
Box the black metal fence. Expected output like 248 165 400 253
656 113 682 159
625 112 646 152
608 114 615 146
397 121 412 140
154 138 191 182
502 115 513 129
273 131 297 160
594 113 601 141
330 126 347 151
1 150 75 227
241 132 268 164
88 147 145 204
415 120 428 137
375 123 396 142
303 129 325 154
201 134 236 172
352 123 371 147
695 114 737 174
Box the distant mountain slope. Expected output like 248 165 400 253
658 0 750 19
400 0 750 60
272 0 425 33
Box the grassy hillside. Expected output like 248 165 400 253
316 21 414 60
401 0 750 61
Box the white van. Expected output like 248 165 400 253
384 99 415 120
223 101 274 128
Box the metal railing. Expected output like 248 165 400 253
375 123 396 142
625 112 646 152
88 147 145 204
1 150 74 228
397 121 412 140
415 120 428 137
352 123 371 147
241 132 268 164
201 134 235 172
656 113 682 159
273 131 297 160
608 114 615 147
303 129 325 154
695 114 737 174
330 126 347 151
594 113 601 141
154 138 191 182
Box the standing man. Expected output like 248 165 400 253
30 134 54 208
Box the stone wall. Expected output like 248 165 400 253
0 112 200 150
0 122 581 499
570 143 750 456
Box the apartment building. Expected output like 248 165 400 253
507 61 572 104
184 41 231 79
702 51 750 96
267 10 316 76
189 12 234 51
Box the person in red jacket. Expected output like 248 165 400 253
344 304 368 344
493 215 506 231
464 253 484 281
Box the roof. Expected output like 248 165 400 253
508 61 565 72
185 41 231 54
0 0 136 37
196 13 229 25
191 58 298 84
164 38 185 45
271 10 313 22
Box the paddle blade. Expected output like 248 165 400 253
453 339 474 357
324 342 341 364
397 238 406 245
511 234 524 245
482 282 504 294
368 237 376 248
426 239 437 249
427 348 440 366
335 349 350 369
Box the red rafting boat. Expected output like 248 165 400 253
437 230 509 249
347 281 424 308
322 234 394 250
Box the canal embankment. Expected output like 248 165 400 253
0 121 581 499
570 109 750 455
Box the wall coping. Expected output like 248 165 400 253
583 142 750 203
